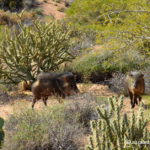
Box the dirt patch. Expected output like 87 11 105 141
0 84 149 124
40 0 66 19
77 83 116 96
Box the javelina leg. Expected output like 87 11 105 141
138 95 142 102
129 91 134 108
56 90 65 103
132 95 137 108
43 97 48 106
134 95 138 105
129 91 133 100
32 97 37 109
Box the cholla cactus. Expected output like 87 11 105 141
87 96 150 150
0 117 4 148
0 20 74 84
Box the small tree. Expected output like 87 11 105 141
0 20 75 84
87 96 150 150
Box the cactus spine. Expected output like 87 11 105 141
87 96 150 150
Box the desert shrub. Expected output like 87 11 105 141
67 0 150 59
143 67 150 94
0 9 39 25
87 96 150 150
3 105 84 150
70 29 96 55
65 98 99 130
67 0 149 27
3 95 107 149
108 72 127 95
0 20 75 84
0 91 10 104
108 67 150 95
0 0 36 11
0 83 10 103
68 48 149 82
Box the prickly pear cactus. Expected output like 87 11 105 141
87 96 150 150
0 117 4 148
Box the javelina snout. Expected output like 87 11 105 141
125 71 145 108
57 73 79 96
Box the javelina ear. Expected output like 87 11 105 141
140 74 144 77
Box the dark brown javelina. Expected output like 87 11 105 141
124 71 145 108
32 72 79 108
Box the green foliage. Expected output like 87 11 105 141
67 0 150 56
0 117 4 148
67 0 149 28
87 96 150 150
68 48 149 81
0 20 75 84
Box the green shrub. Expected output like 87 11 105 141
68 48 149 82
87 96 150 150
0 20 75 84
3 104 84 150
67 0 150 58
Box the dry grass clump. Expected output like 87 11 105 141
0 10 39 25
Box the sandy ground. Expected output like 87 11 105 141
40 0 66 19
0 84 143 120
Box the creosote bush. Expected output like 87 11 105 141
0 20 75 84
87 96 150 150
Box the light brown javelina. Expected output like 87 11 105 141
124 71 145 108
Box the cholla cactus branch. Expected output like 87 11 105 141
0 20 75 84
87 96 150 150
